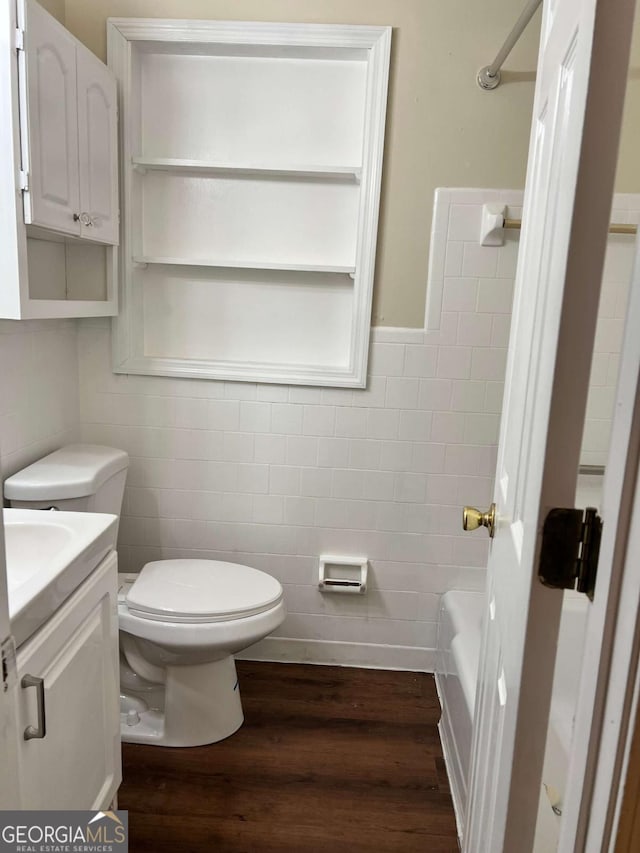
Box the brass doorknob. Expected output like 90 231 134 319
463 503 496 538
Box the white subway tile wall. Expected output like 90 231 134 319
426 188 639 467
0 320 79 477
1 188 634 670
584 210 638 464
73 188 636 668
77 313 497 670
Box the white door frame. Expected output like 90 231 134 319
559 229 640 850
603 457 640 849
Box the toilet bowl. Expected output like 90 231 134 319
4 444 286 747
117 559 285 746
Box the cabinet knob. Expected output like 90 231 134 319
21 674 47 740
73 212 94 226
462 503 496 538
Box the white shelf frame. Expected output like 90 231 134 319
132 256 356 275
108 19 391 387
132 157 362 182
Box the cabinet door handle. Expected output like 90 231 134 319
73 212 94 226
21 674 46 740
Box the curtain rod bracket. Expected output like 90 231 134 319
477 66 501 91
480 203 507 246
477 0 543 91
479 203 637 246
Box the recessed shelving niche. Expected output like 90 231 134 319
108 21 391 386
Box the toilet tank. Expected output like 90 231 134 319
4 445 129 524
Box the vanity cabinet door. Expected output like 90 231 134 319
15 552 121 810
77 47 119 245
21 0 81 236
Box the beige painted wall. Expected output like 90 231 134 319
617 17 640 197
38 0 65 23
60 0 639 328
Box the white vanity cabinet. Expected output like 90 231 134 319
0 0 118 319
15 551 121 810
21 0 119 245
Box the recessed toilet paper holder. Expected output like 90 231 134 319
318 556 368 594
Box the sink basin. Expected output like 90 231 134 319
6 521 74 591
3 509 118 647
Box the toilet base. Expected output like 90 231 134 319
120 655 244 747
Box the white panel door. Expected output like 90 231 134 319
21 0 80 236
77 46 119 245
464 0 636 850
16 553 120 810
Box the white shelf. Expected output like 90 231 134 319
132 157 362 182
132 256 357 275
109 20 391 386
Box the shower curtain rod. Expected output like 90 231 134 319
478 0 543 90
503 217 638 236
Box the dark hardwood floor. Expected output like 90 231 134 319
119 662 459 852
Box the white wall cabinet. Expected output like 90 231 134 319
15 551 120 810
76 47 119 245
20 0 79 237
21 0 118 244
109 20 391 387
0 0 118 319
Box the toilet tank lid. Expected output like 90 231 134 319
4 444 129 501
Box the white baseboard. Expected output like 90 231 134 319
237 636 436 672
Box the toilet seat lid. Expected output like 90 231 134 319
125 559 283 623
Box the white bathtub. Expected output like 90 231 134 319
436 589 590 846
435 589 483 838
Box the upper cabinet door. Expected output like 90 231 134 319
21 0 80 236
77 48 119 245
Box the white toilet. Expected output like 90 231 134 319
4 444 286 747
